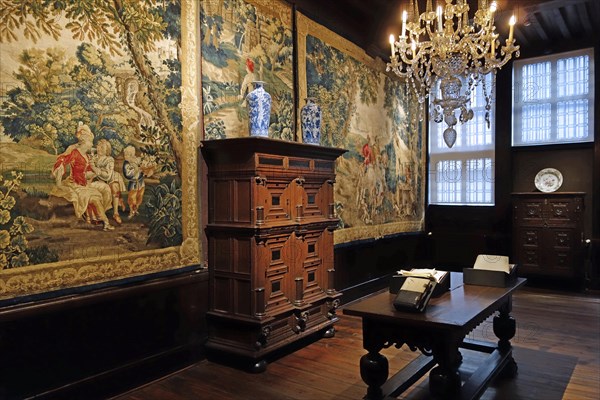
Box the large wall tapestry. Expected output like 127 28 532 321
0 0 201 301
200 0 294 140
296 13 425 244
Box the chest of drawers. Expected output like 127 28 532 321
202 137 346 371
512 192 585 279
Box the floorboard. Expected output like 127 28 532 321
114 287 600 400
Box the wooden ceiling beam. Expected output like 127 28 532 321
528 12 550 42
575 2 593 36
550 8 572 39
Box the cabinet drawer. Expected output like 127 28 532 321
516 247 541 269
547 251 574 275
549 229 575 249
513 199 544 224
545 200 579 225
516 228 541 247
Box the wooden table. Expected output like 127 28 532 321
343 273 527 400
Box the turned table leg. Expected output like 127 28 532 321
360 351 388 400
360 319 389 400
494 297 518 378
429 342 462 398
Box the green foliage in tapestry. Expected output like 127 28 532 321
305 35 372 148
0 0 184 177
144 178 182 248
200 0 294 139
0 0 186 268
0 172 34 269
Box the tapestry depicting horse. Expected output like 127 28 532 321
296 12 425 244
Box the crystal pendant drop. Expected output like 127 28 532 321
443 127 457 148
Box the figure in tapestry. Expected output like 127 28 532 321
90 139 126 225
51 122 115 231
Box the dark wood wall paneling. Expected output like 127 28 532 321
507 39 600 289
0 269 208 400
335 233 432 303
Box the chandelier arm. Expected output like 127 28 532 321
387 0 519 148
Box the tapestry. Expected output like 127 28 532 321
0 0 202 301
200 0 295 140
296 13 425 244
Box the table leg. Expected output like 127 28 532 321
360 351 389 400
493 297 518 377
429 344 461 397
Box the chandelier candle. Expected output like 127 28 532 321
509 15 516 42
387 0 519 148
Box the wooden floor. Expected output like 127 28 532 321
115 287 600 400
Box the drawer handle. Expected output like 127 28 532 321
255 176 267 186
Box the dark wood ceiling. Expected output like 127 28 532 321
293 0 600 59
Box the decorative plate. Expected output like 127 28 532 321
534 168 563 193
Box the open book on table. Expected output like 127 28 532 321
397 268 448 283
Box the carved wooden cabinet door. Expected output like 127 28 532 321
512 192 585 280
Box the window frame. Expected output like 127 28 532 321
428 73 496 207
512 48 595 147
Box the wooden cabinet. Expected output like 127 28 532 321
201 137 346 371
512 192 585 279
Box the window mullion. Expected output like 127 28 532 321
551 58 558 141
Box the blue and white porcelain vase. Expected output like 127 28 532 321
246 81 271 137
300 97 321 145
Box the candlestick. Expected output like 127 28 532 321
401 11 407 38
437 6 443 32
411 41 417 58
389 34 395 58
509 15 516 42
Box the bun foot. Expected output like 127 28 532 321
250 359 267 373
323 327 336 338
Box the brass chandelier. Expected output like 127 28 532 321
387 0 519 147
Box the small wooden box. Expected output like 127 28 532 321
463 265 518 288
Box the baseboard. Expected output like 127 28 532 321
29 341 206 400
340 275 391 305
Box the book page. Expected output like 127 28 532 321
398 268 447 283
474 255 510 273
400 277 430 293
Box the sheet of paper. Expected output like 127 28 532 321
473 255 510 273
